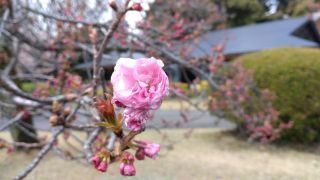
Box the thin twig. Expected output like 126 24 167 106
4 41 21 75
83 127 102 162
169 88 206 112
14 126 64 180
99 68 108 97
0 112 23 131
13 141 45 149
107 132 116 151
130 33 220 90
23 6 109 28
15 123 39 141
92 0 131 96
0 9 9 38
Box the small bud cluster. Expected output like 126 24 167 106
48 101 75 127
91 141 160 176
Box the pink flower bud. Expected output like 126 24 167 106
97 160 108 172
122 151 135 162
93 96 116 123
136 141 160 159
22 110 30 121
135 148 145 160
120 152 136 176
120 163 136 176
114 100 126 108
131 3 142 11
144 143 160 159
91 155 101 168
108 0 118 11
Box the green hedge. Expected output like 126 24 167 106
237 48 320 143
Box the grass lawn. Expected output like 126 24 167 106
1 128 320 180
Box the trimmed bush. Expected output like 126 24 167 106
238 48 320 143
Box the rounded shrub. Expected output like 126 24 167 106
237 47 320 143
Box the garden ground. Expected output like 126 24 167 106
1 128 320 180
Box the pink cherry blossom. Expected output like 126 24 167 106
123 108 152 131
111 57 169 110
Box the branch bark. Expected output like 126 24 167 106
0 112 23 131
92 0 131 96
14 127 64 180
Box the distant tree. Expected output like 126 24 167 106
227 0 266 26
215 0 320 27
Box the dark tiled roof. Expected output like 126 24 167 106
74 52 145 70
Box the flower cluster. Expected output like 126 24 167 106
91 57 166 176
91 141 160 176
111 57 169 131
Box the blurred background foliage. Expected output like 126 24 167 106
239 48 320 143
213 0 320 27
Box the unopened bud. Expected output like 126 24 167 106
66 94 77 101
108 0 118 12
52 101 61 113
63 106 72 117
135 148 145 160
131 3 142 11
49 115 59 126
94 95 116 123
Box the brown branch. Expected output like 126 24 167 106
169 88 206 112
130 33 220 90
0 74 69 104
92 0 131 96
13 141 45 149
4 40 20 75
107 132 117 151
14 126 64 180
0 9 9 38
23 6 110 28
4 28 146 55
66 124 97 131
0 112 24 131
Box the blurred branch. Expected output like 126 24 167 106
107 132 116 151
83 127 102 162
0 74 69 104
0 100 16 108
23 6 110 28
92 0 131 96
4 42 21 75
0 9 9 38
13 141 45 149
131 33 220 90
0 112 23 131
14 126 64 180
169 88 206 112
